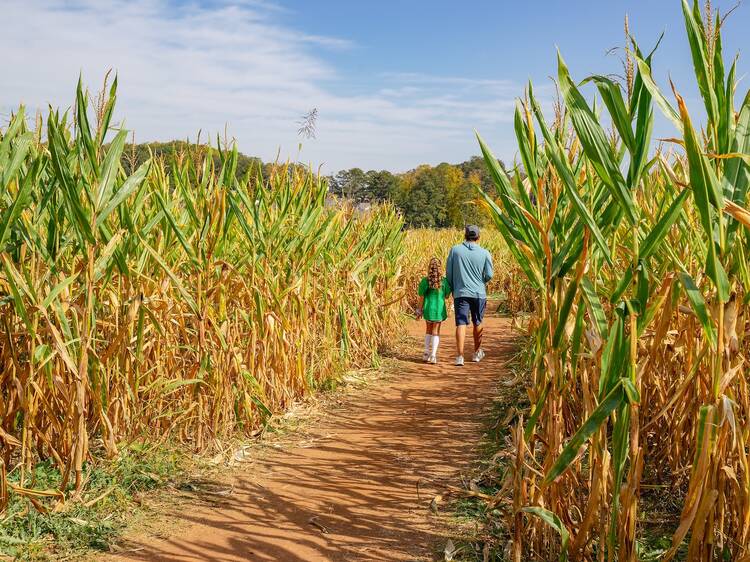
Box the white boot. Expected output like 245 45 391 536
428 336 440 364
423 335 432 361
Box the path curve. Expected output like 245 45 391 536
110 312 515 561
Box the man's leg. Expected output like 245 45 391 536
456 324 466 356
473 322 483 352
454 298 469 363
471 298 487 361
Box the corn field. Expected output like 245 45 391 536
0 80 404 514
478 2 750 560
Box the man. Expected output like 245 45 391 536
446 225 493 366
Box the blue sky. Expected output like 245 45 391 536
2 1 749 172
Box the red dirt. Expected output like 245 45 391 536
109 313 515 561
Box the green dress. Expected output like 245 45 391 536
418 277 451 322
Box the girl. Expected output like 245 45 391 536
417 257 451 364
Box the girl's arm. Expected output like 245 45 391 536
443 277 452 300
417 277 428 318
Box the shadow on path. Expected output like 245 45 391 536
109 312 516 562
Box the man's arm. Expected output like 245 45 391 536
446 249 454 289
483 251 494 283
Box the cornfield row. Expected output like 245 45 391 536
0 80 404 513
479 2 750 560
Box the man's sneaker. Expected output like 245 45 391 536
455 356 465 366
473 349 486 363
428 354 438 364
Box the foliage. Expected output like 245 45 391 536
0 76 404 554
1 444 184 558
329 156 501 228
477 1 750 559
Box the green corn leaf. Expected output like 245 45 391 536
96 75 118 147
580 276 608 338
93 230 124 282
677 89 730 302
96 129 128 208
529 96 613 264
677 271 716 346
163 378 204 394
0 159 36 248
520 507 570 561
583 75 635 151
1 254 35 336
639 188 690 260
635 262 650 316
725 93 750 241
0 106 26 169
141 238 198 315
681 0 718 129
96 160 150 228
552 281 578 348
1 131 33 189
476 132 544 258
75 75 98 172
524 380 551 442
609 267 634 305
693 404 714 467
608 402 631 552
629 85 655 185
477 186 544 290
543 380 625 485
514 98 539 192
557 50 637 225
153 188 199 265
622 378 641 404
47 118 95 244
599 314 626 397
41 273 79 310
635 57 682 132
570 299 586 380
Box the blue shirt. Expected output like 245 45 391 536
446 241 493 299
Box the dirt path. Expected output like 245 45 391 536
110 312 515 562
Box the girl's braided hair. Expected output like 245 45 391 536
427 257 442 290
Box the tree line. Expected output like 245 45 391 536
327 156 501 227
122 142 503 228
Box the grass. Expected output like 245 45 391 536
1 444 187 560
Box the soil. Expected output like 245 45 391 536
107 311 516 562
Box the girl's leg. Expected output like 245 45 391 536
423 321 434 359
430 322 442 361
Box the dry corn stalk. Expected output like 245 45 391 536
477 1 750 559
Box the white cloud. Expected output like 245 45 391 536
1 0 536 171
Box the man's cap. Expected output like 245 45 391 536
465 225 480 239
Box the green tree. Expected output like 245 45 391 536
329 168 368 201
365 170 399 202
